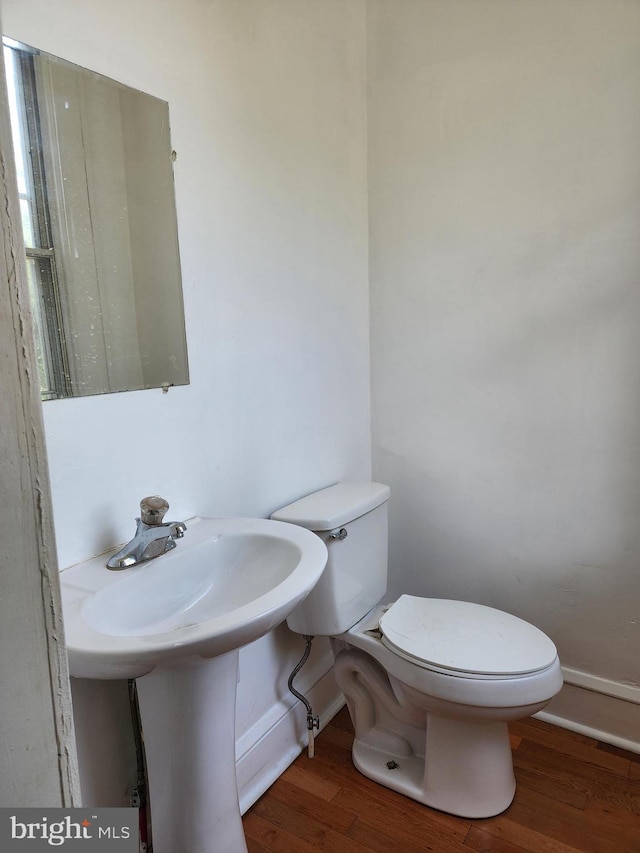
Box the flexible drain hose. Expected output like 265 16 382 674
287 635 320 757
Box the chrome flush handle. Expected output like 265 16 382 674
329 527 348 541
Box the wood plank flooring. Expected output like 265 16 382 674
243 707 640 852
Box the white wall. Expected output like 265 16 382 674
368 0 640 738
3 0 368 804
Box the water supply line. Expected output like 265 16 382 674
287 635 320 757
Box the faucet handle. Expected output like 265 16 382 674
140 495 170 526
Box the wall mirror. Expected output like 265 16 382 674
3 37 189 400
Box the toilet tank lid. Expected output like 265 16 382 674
271 481 390 531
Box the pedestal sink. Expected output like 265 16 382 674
60 516 328 852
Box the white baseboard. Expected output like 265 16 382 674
236 664 344 814
535 666 640 755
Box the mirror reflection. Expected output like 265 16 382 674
3 38 189 399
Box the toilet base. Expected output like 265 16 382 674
351 714 516 819
333 644 521 818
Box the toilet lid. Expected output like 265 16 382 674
379 595 558 677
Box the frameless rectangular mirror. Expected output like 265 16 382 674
3 37 189 400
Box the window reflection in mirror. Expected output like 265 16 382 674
3 38 189 400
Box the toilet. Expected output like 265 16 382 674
272 481 563 818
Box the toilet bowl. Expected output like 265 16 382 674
272 482 563 818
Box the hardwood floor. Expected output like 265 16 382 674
243 707 640 852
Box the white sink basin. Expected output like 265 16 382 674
61 516 328 679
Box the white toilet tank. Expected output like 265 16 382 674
272 482 390 636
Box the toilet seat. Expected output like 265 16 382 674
379 595 558 678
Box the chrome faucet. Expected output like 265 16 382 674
107 496 187 569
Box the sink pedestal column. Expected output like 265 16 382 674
136 651 248 853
